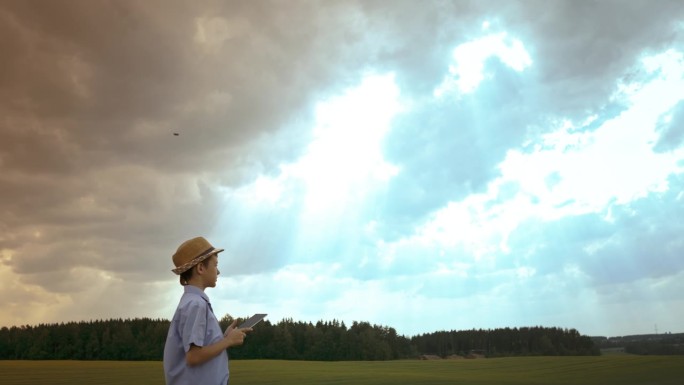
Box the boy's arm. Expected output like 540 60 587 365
185 320 251 367
185 340 229 367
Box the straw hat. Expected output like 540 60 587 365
171 236 224 275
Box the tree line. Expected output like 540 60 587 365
0 317 599 360
411 326 599 357
593 333 684 355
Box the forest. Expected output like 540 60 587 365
0 317 599 360
593 333 684 355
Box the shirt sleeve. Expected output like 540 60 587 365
180 299 208 353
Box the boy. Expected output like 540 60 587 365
163 236 252 385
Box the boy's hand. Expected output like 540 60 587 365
223 319 253 347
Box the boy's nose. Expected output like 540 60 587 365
217 269 220 276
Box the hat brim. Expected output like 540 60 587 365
171 248 223 275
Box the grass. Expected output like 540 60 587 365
1 356 683 384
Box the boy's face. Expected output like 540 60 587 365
203 255 220 288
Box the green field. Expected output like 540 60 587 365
2 356 683 384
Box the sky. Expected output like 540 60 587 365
1 0 683 338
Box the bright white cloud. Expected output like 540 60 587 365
434 32 532 96
287 73 402 213
229 73 401 212
405 48 684 264
211 72 405 270
212 44 684 336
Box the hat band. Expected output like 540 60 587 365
172 247 216 275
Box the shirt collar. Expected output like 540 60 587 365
183 285 210 304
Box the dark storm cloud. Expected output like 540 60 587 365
505 0 684 118
0 0 312 176
0 0 375 287
1 173 228 282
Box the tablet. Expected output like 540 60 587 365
238 313 267 329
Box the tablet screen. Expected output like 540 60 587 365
238 313 267 329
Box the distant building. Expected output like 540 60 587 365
466 349 486 359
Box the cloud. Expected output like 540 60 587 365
1 1 683 337
655 100 684 152
381 50 537 235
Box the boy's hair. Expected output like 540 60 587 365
179 258 212 286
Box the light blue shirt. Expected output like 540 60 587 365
163 286 229 385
